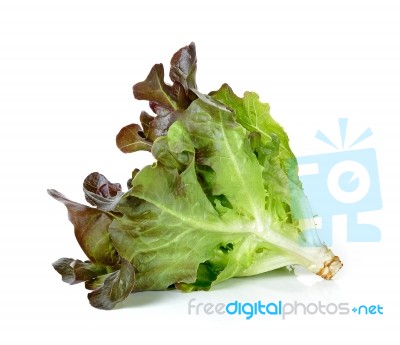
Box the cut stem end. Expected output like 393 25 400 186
316 255 343 280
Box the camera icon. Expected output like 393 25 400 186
290 119 382 245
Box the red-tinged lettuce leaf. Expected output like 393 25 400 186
148 84 191 117
132 64 178 111
83 172 122 210
52 258 111 285
139 111 154 138
83 172 122 200
169 42 197 94
47 189 119 266
122 43 199 149
132 43 197 110
149 101 173 117
88 259 135 310
116 123 152 153
171 81 192 107
146 111 181 142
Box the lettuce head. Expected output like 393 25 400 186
49 43 342 310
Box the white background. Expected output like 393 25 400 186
1 0 399 342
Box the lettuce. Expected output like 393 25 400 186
49 43 342 309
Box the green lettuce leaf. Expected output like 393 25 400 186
109 131 262 291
